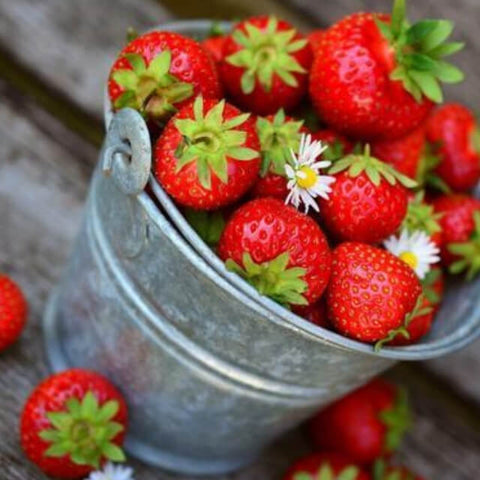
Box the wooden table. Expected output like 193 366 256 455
0 1 479 479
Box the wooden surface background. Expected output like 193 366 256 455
0 1 479 479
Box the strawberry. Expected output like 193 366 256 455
0 274 27 352
20 369 127 479
318 147 415 244
426 103 480 192
312 129 353 162
309 0 464 140
218 197 331 306
309 379 411 466
387 267 444 346
308 29 324 54
108 31 221 125
402 191 443 247
293 299 329 328
432 194 480 279
154 96 260 210
373 460 424 480
220 16 313 115
284 452 371 480
252 109 307 200
371 126 427 181
327 242 422 343
202 22 227 64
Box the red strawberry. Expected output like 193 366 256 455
308 29 324 54
312 129 353 162
283 452 370 480
309 1 464 140
426 103 480 192
154 96 261 210
293 299 329 328
373 460 424 480
0 274 27 351
309 379 411 466
327 243 422 343
252 109 308 200
432 194 480 278
402 191 443 248
21 369 128 479
371 126 426 180
220 16 313 115
387 267 444 346
202 35 226 64
108 31 221 125
218 197 332 306
318 147 414 244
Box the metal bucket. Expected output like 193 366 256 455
44 21 480 476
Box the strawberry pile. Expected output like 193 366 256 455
106 0 479 350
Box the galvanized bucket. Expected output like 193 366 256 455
44 20 480 476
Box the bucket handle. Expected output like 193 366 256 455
102 108 151 196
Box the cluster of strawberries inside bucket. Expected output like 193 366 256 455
1 0 479 478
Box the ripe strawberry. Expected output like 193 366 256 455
154 96 260 210
426 103 480 192
283 452 370 480
218 197 332 306
21 369 128 479
312 129 353 162
371 126 426 180
252 109 308 200
373 460 424 480
402 191 443 247
293 299 329 328
308 29 324 54
202 35 226 64
432 194 480 278
220 16 313 115
0 274 27 351
387 267 444 346
327 243 422 343
108 31 221 125
309 379 411 466
318 147 415 244
309 0 464 140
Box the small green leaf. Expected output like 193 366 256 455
433 61 464 83
429 41 465 58
293 473 313 480
112 70 138 90
409 71 443 103
406 20 439 45
45 443 70 458
97 400 120 423
241 72 256 94
391 0 406 38
124 53 146 74
421 20 454 52
375 18 394 42
102 443 126 462
196 157 212 189
228 146 259 161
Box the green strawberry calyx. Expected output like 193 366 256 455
226 16 308 94
112 50 194 123
322 139 348 163
379 387 412 452
373 459 415 480
421 268 442 306
375 0 465 104
39 391 125 468
418 141 452 193
174 96 259 190
402 191 442 236
256 109 304 177
184 208 226 248
225 252 308 306
448 210 480 280
374 293 432 351
328 145 417 189
293 464 361 480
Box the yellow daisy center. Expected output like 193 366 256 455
400 251 418 269
296 166 317 189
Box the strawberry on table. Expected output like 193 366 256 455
20 369 128 479
426 103 480 192
220 16 313 115
0 274 27 352
433 194 480 279
218 197 332 306
283 452 370 480
318 146 415 244
327 243 422 344
154 96 261 210
309 0 464 140
308 379 411 467
108 31 221 125
252 109 307 200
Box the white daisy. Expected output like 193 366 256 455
384 229 441 279
87 463 134 480
284 133 336 213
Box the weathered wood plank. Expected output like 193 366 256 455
0 0 173 120
1 79 480 479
